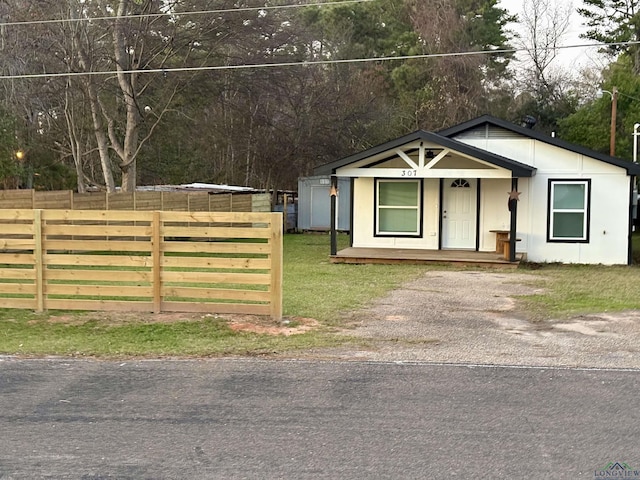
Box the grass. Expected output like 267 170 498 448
0 233 430 357
2 232 640 357
633 230 640 264
0 311 347 357
283 233 429 323
517 263 640 321
514 231 640 320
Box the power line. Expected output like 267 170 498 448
2 48 515 80
616 90 640 103
0 0 374 27
0 40 631 81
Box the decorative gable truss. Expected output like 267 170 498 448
336 141 517 179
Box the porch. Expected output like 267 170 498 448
331 247 524 268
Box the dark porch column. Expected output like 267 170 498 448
509 177 519 262
330 174 338 256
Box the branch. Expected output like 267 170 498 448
97 95 124 160
126 84 180 167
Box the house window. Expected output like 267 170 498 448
451 179 470 188
376 179 422 236
548 179 590 242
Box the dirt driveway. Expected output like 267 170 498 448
306 271 640 369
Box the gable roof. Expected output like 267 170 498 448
313 129 536 177
438 114 640 176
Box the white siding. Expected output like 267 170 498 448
461 137 535 165
343 127 632 264
352 177 440 249
458 135 631 264
479 178 527 253
526 172 629 264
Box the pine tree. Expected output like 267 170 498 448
579 0 640 74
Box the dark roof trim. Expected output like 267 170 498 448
438 114 640 176
314 130 536 177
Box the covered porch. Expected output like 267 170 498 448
331 247 524 268
315 128 535 265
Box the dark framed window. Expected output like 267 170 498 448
547 179 590 242
375 179 422 236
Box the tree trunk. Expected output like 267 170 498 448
64 80 87 193
72 23 116 192
87 89 116 192
113 0 140 192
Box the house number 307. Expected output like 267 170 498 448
401 170 417 177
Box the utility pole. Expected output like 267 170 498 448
610 87 618 156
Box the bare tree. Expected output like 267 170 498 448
507 0 578 133
67 0 180 192
517 0 573 96
404 0 515 130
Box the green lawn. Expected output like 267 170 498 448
517 231 640 320
0 311 349 357
516 230 640 320
0 233 429 357
283 233 428 323
633 230 640 264
1 232 640 357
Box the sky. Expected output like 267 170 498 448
497 0 604 71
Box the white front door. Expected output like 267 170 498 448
442 178 477 249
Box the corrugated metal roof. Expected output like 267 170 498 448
136 183 260 193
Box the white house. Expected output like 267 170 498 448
314 115 640 265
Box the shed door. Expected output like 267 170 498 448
310 185 331 229
442 178 477 249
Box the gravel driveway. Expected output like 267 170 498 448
306 271 640 369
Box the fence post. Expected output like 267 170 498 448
270 212 283 321
152 211 162 313
33 209 44 312
283 193 288 232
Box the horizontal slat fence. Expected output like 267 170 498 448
0 189 271 213
0 209 283 319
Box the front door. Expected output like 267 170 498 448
442 178 477 249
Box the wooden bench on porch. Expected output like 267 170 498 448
490 230 521 260
501 237 521 259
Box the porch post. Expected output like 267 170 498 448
330 174 338 256
628 175 636 265
509 177 518 262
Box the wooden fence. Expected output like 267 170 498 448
0 189 272 213
0 209 283 319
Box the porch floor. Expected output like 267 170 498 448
331 247 524 268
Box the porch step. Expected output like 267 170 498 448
330 247 522 268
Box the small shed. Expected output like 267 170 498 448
273 190 298 231
297 175 351 231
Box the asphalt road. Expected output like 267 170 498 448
1 357 639 479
